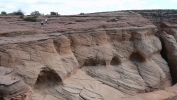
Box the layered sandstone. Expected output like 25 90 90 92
125 10 177 36
0 12 174 100
0 67 30 100
159 23 177 84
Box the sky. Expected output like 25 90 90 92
0 0 177 15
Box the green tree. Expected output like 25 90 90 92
50 12 59 16
1 11 7 15
13 10 24 16
30 11 41 16
80 12 84 15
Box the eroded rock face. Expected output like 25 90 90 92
160 23 177 84
0 12 173 100
68 27 171 95
0 66 30 100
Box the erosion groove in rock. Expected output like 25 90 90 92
160 30 177 84
0 11 175 100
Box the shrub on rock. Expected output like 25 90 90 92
24 16 37 22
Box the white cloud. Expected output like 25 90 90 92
0 0 171 15
47 0 147 14
171 0 177 3
149 5 159 9
5 5 16 9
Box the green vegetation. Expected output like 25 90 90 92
122 9 177 15
1 11 7 15
20 15 24 19
50 12 59 16
22 11 39 22
110 19 116 22
80 12 84 15
12 10 25 19
24 16 37 22
13 10 24 16
30 11 41 17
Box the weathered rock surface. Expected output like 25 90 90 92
126 10 177 86
126 10 177 36
0 66 30 100
160 23 177 84
0 11 174 100
123 85 177 100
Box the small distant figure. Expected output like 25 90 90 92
40 20 44 28
45 18 48 24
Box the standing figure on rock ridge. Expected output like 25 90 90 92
40 20 44 28
45 18 48 24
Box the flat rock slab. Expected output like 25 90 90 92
80 88 103 100
165 86 177 93
122 87 177 100
0 66 13 75
0 76 20 85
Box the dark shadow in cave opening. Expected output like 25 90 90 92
83 58 106 66
34 67 63 89
130 52 146 62
160 37 176 85
110 56 121 65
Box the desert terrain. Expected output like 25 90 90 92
0 10 177 100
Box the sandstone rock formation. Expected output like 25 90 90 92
0 66 30 100
124 10 177 37
159 23 177 84
0 11 175 100
125 10 177 86
126 10 177 34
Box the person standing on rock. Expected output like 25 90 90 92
45 18 48 24
40 20 44 28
